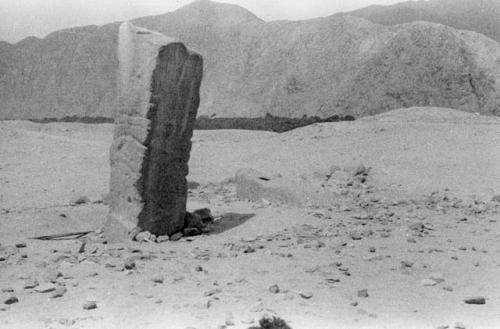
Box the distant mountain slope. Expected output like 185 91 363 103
0 0 499 120
341 22 500 116
345 0 500 42
0 24 120 119
0 41 11 50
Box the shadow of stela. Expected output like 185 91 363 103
208 213 255 235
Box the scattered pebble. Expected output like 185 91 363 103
170 233 183 241
429 272 445 283
23 278 39 289
250 302 264 312
15 241 27 248
351 233 362 240
71 196 90 205
269 284 280 294
35 283 57 293
183 228 201 237
152 275 164 284
464 296 486 305
325 277 341 284
357 289 369 298
50 287 67 299
204 288 221 297
83 301 97 310
42 269 62 283
421 279 437 286
4 295 18 305
156 235 169 243
401 261 414 268
135 231 155 243
299 291 313 299
57 319 76 326
124 258 136 270
243 245 256 253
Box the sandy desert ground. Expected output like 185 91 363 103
1 107 500 329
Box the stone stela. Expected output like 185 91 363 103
105 22 203 242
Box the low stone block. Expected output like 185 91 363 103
235 168 338 207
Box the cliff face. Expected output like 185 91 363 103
1 0 499 120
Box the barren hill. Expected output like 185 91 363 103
1 0 499 120
345 0 500 43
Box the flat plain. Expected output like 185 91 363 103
1 107 500 329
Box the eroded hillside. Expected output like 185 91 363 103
0 0 499 120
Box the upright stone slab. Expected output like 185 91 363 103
105 22 203 241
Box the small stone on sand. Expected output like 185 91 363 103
135 231 154 243
299 291 313 299
124 258 136 270
35 283 57 293
170 233 183 241
269 284 280 294
464 296 486 305
421 279 437 286
23 278 39 289
156 235 169 243
42 269 62 283
4 295 18 305
83 301 97 310
50 287 67 299
152 275 164 284
357 289 369 298
15 241 27 248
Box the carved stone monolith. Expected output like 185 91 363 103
104 22 203 242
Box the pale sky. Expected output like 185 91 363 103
0 0 408 43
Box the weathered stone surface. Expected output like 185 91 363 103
105 22 203 241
